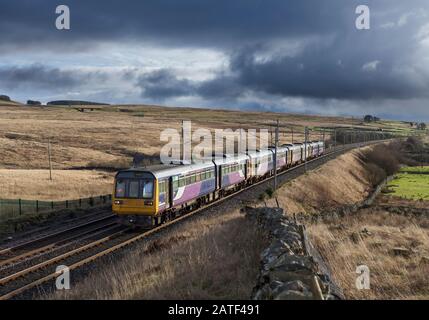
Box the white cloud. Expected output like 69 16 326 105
362 60 381 72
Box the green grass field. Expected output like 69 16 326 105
387 166 429 200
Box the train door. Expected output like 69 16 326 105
164 179 170 208
218 165 223 189
169 175 178 206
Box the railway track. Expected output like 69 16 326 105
0 212 116 258
0 141 382 300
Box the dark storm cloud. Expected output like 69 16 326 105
0 0 352 50
137 69 246 101
137 41 429 102
1 0 429 118
227 44 429 100
137 69 195 99
0 64 107 90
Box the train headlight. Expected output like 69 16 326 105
144 200 153 206
114 200 123 205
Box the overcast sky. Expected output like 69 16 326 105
1 0 429 120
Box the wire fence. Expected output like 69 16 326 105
0 194 112 221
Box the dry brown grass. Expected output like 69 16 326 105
308 209 429 299
0 169 114 200
266 147 373 214
44 209 267 300
0 104 402 172
265 142 407 215
0 104 414 200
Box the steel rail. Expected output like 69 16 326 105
0 221 119 268
0 227 130 287
0 212 115 256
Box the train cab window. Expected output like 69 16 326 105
128 180 139 198
142 180 154 199
115 179 126 198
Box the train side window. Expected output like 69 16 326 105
191 174 196 183
178 177 184 187
186 176 192 185
115 179 126 198
159 181 165 193
142 180 154 199
128 180 139 198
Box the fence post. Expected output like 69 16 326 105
66 200 68 209
19 199 22 216
36 200 39 213
51 201 54 210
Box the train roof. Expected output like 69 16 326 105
212 153 249 165
246 148 274 159
118 161 215 179
282 144 302 150
269 146 288 153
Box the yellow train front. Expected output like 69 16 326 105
112 168 159 227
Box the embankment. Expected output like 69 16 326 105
264 142 404 215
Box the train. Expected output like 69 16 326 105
112 141 325 227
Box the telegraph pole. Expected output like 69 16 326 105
47 138 52 181
273 120 279 190
333 128 337 149
304 127 308 173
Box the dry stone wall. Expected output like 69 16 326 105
244 206 344 300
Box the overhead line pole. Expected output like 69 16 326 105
273 120 279 191
304 127 308 173
47 138 53 181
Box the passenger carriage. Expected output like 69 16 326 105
246 149 275 180
113 162 216 226
269 146 289 170
282 144 302 166
311 141 319 158
213 154 248 192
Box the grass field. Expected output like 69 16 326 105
387 166 429 200
309 208 429 300
0 103 423 200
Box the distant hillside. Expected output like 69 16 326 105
0 94 12 102
47 100 109 106
0 95 21 106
